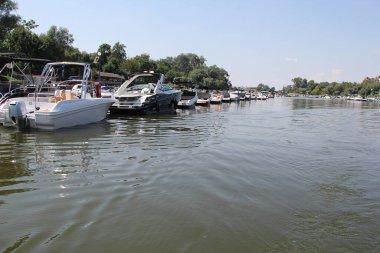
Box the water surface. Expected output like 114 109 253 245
1 98 380 252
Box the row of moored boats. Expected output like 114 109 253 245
0 61 269 131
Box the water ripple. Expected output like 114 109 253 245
1 98 380 252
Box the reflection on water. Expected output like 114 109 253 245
1 98 380 252
0 131 34 199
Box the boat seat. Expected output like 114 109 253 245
38 108 51 112
48 90 77 103
64 90 78 100
48 90 65 103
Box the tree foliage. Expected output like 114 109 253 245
3 24 42 57
257 83 270 92
0 0 20 43
39 26 74 61
96 43 111 68
283 77 380 97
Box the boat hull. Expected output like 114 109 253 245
195 99 210 106
109 93 180 115
32 99 115 130
1 97 115 130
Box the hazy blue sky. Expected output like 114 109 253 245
14 0 380 89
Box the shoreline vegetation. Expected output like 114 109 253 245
1 0 379 98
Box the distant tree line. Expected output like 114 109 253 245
0 0 231 89
256 83 275 93
283 77 380 97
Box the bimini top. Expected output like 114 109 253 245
0 51 50 63
45 62 89 67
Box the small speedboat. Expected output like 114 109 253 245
177 90 198 109
196 91 211 106
256 92 268 100
222 91 231 103
229 91 241 102
0 62 115 131
210 91 223 104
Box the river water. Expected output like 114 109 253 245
1 98 380 253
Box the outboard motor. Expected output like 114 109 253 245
8 101 30 131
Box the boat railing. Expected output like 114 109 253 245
0 87 28 104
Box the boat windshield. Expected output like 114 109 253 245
123 75 159 93
126 83 155 92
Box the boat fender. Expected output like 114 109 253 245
8 101 30 131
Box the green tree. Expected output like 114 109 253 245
311 86 321 95
3 23 42 57
0 0 20 45
95 43 111 68
165 69 184 83
257 83 270 91
359 78 379 97
120 54 157 76
103 42 127 73
307 80 316 94
173 53 206 73
188 67 208 84
291 77 308 94
64 47 89 62
207 65 230 89
283 84 294 94
110 42 126 62
39 26 74 61
155 58 173 74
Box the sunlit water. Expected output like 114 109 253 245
1 98 380 253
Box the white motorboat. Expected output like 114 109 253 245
229 91 242 102
109 72 181 115
196 91 211 106
239 91 246 101
256 92 268 100
210 91 223 104
352 95 367 101
0 62 115 131
222 91 231 103
232 90 246 101
177 90 198 109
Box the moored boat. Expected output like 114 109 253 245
196 91 211 106
222 91 231 103
210 91 223 104
177 90 198 109
0 62 115 131
256 92 268 100
230 91 242 102
109 72 181 115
